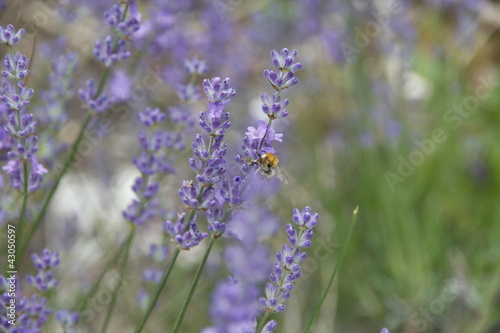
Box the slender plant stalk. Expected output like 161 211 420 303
8 43 28 264
76 241 126 312
16 162 29 261
256 311 271 332
303 206 359 333
133 247 180 333
19 24 119 259
172 236 216 333
99 227 136 333
18 113 92 258
134 172 212 332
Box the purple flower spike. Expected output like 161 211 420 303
206 208 226 237
220 176 245 208
78 79 115 113
262 320 278 333
264 48 301 91
0 81 34 111
260 207 319 313
292 206 319 229
93 35 131 67
184 56 208 76
17 294 51 330
261 92 290 119
199 102 231 136
203 77 236 104
175 82 202 103
264 69 298 91
26 249 60 291
2 52 30 80
137 107 167 127
105 3 141 36
31 248 60 270
204 277 260 333
149 244 169 262
0 24 25 45
164 213 208 250
55 309 79 333
270 48 302 73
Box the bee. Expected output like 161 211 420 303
254 153 289 184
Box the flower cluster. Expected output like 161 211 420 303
170 76 236 243
203 49 302 333
55 309 80 333
201 277 261 333
26 248 60 291
78 1 139 113
263 49 302 92
0 24 25 46
260 207 319 315
164 213 208 249
237 48 301 176
0 25 48 193
122 107 179 226
105 3 141 37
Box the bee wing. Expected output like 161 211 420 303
275 165 289 184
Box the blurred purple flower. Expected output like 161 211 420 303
55 309 79 333
202 277 260 333
26 248 60 291
123 107 178 226
16 294 51 331
93 35 131 68
78 79 115 114
109 69 132 102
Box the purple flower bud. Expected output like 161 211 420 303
55 309 79 333
93 35 131 68
184 57 208 76
0 24 25 45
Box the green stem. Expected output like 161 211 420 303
76 241 125 312
19 114 92 258
303 207 359 333
133 187 206 332
256 311 271 333
99 227 136 333
16 162 29 264
133 247 180 333
172 236 216 333
17 1 128 258
257 118 273 152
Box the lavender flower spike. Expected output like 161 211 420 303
264 48 302 91
203 77 236 104
259 207 319 313
26 248 60 291
55 309 79 333
164 213 208 250
0 24 24 45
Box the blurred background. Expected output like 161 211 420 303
1 0 500 332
